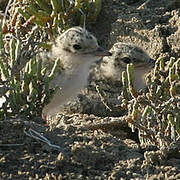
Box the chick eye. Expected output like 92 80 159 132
121 57 131 64
73 44 82 50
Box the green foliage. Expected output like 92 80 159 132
120 58 180 147
0 26 60 118
4 0 102 37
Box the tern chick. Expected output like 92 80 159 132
42 26 111 119
100 42 155 90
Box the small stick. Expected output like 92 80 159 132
24 128 64 152
96 85 112 112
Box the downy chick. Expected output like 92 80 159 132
42 26 111 119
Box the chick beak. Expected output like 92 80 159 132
93 46 112 57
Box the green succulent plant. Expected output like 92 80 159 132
0 25 60 119
4 0 102 38
120 58 180 148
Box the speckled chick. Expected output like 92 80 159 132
100 42 155 90
42 26 111 119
